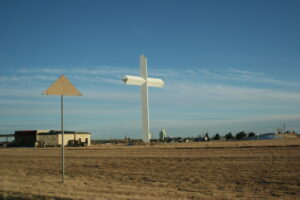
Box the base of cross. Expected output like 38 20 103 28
143 132 152 144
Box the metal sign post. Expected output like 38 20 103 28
44 75 82 183
61 95 64 183
122 55 164 143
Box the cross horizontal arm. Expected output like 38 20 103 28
123 75 164 87
147 78 164 88
123 75 146 86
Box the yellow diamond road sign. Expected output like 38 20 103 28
43 75 82 96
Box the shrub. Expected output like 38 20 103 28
248 132 256 137
212 133 220 140
225 132 234 141
236 131 247 140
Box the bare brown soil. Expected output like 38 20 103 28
1 139 300 200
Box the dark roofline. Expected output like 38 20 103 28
39 131 91 135
15 130 91 135
47 130 91 134
15 130 37 133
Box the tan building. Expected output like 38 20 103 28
15 130 91 147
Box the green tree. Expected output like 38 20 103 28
236 131 247 140
225 132 234 141
248 132 256 137
213 133 220 140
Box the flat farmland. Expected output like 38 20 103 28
1 139 300 200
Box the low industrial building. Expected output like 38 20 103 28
15 130 91 147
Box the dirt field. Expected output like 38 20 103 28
1 139 300 200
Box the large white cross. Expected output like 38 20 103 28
123 55 164 143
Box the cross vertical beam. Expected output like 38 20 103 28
140 55 150 143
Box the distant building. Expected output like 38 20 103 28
159 129 167 140
15 130 91 147
276 128 282 135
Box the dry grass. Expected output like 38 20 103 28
1 139 300 200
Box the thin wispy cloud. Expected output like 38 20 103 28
152 114 300 128
228 69 264 76
197 68 300 88
17 67 137 76
72 67 137 75
1 65 300 137
5 66 299 89
0 75 57 82
2 66 300 106
70 75 122 85
17 68 66 74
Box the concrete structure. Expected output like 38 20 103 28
159 129 167 141
123 55 164 143
15 130 91 147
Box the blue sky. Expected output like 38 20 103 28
0 0 300 139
